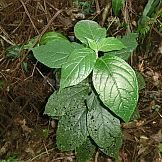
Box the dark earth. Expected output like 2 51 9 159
0 0 162 161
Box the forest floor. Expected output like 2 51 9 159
0 0 162 161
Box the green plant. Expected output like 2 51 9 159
112 0 125 16
1 155 18 162
137 0 161 35
31 20 139 161
73 0 94 14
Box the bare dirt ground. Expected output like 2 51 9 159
0 0 162 161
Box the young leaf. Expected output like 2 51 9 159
87 38 98 52
75 138 96 162
32 40 73 68
97 37 126 52
74 20 106 46
93 55 138 122
56 103 88 151
44 84 89 117
60 48 96 90
112 0 123 16
106 33 138 60
87 94 122 158
5 45 22 59
40 31 67 45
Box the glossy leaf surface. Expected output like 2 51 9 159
106 33 138 60
93 55 138 122
97 37 125 52
32 40 73 68
74 20 106 46
87 94 122 157
60 48 96 89
40 31 66 45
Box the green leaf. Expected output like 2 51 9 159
44 84 89 117
32 39 73 68
93 55 138 122
86 92 96 111
97 37 126 52
72 42 85 49
100 132 122 158
56 102 88 151
112 0 123 16
75 138 96 162
142 0 157 17
40 31 67 45
87 38 98 52
135 71 146 90
5 45 22 59
23 36 39 50
87 93 122 158
60 48 96 90
74 20 106 46
130 107 140 120
106 32 138 60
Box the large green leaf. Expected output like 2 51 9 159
106 33 138 60
60 48 96 90
44 84 89 117
75 138 96 162
40 31 67 45
74 20 106 46
87 93 122 158
93 55 138 122
32 40 73 68
112 0 123 16
56 103 88 151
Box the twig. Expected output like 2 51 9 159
101 0 111 26
19 0 39 34
95 151 99 162
29 148 54 161
35 66 55 90
95 0 101 14
0 35 15 46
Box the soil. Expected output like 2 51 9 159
0 0 162 162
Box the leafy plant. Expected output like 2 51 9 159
137 0 161 35
5 44 22 59
112 0 125 16
1 155 18 162
73 0 94 14
31 20 139 161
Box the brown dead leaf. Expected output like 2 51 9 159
14 117 33 133
150 130 162 143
